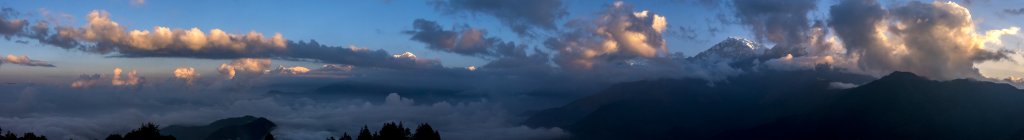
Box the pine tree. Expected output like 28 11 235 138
411 123 440 140
2 130 15 140
377 122 410 140
340 132 353 140
357 125 373 140
122 123 175 140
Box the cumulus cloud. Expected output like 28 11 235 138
42 10 287 56
544 1 668 71
0 9 440 70
218 58 271 80
1 54 55 67
70 74 101 88
406 19 529 58
432 0 566 36
271 66 311 75
173 67 198 85
829 0 1019 80
111 68 143 86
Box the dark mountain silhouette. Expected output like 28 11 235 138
717 72 1024 140
163 115 276 140
527 70 1024 140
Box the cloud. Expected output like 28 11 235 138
432 0 567 37
271 66 311 75
283 40 442 70
731 0 817 47
218 58 271 80
0 85 569 140
111 68 144 86
319 64 353 72
70 74 101 88
131 0 145 6
173 67 198 85
406 19 530 59
828 0 1019 80
0 8 27 38
1 9 440 70
1 54 56 67
43 10 286 56
828 81 858 89
544 1 668 71
1006 8 1024 15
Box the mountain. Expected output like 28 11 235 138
718 72 1024 140
163 116 277 140
526 71 1024 140
524 69 873 139
692 37 766 62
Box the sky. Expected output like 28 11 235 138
2 0 1024 140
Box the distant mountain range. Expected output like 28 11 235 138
163 116 276 140
526 71 1024 140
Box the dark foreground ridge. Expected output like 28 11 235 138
163 115 276 140
527 71 1024 140
1 116 442 140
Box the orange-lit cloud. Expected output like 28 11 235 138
1 54 55 67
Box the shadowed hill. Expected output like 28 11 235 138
527 71 1024 140
163 116 276 140
718 72 1024 140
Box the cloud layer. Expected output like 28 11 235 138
0 10 441 70
1 54 55 67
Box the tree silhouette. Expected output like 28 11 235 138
106 123 175 140
411 124 440 140
0 127 48 140
356 125 373 140
339 122 440 140
376 122 410 140
339 132 353 140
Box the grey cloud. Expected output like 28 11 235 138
731 0 818 47
1005 8 1024 15
0 8 26 39
432 0 566 37
406 19 528 58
